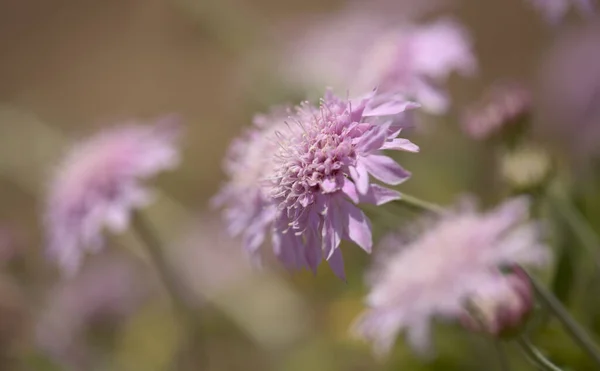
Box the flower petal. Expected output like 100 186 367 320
360 155 411 185
357 123 390 153
322 201 343 259
341 201 373 253
349 163 370 195
360 184 402 205
382 138 420 153
342 177 359 203
327 247 346 282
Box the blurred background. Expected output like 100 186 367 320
1 0 600 370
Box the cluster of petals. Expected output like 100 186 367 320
352 197 550 355
280 14 476 114
214 90 419 279
44 117 181 275
526 0 595 23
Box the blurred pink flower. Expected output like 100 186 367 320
534 21 600 163
526 0 595 23
460 266 533 336
35 253 152 369
352 197 549 356
280 14 476 114
461 82 531 140
44 116 181 275
215 91 418 279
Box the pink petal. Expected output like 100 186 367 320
322 201 343 259
326 247 346 282
363 100 420 117
357 123 390 153
381 138 420 153
341 201 373 253
349 163 370 195
360 185 402 205
342 177 359 203
360 155 411 185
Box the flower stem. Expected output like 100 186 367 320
395 193 445 214
526 271 600 366
550 194 600 269
131 211 206 370
517 336 564 371
131 212 188 312
494 340 511 371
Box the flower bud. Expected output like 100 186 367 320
460 266 533 338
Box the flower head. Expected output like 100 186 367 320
215 91 419 279
461 82 531 140
526 0 595 23
44 116 181 275
280 15 476 115
352 197 549 355
460 266 533 337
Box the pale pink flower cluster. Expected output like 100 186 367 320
44 117 181 275
352 197 549 355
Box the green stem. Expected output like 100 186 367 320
526 272 600 366
395 193 445 214
517 336 563 371
550 194 600 269
131 212 206 370
494 340 510 371
131 212 188 312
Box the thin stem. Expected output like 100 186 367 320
131 212 206 370
526 271 600 366
131 212 188 313
517 336 564 371
550 195 600 269
395 193 445 215
494 340 511 371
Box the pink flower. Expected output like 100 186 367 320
279 14 476 114
44 117 181 275
355 18 477 114
215 91 419 279
526 0 595 23
352 197 549 356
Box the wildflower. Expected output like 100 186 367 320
526 0 595 23
355 18 477 114
461 82 531 140
44 116 181 275
460 266 533 337
215 91 419 279
352 197 549 356
280 15 476 114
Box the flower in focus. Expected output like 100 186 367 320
526 0 595 23
460 266 533 337
44 116 181 275
215 91 419 279
280 14 476 114
534 21 600 164
352 197 549 355
461 82 531 140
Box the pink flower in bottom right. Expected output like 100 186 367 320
352 197 550 356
